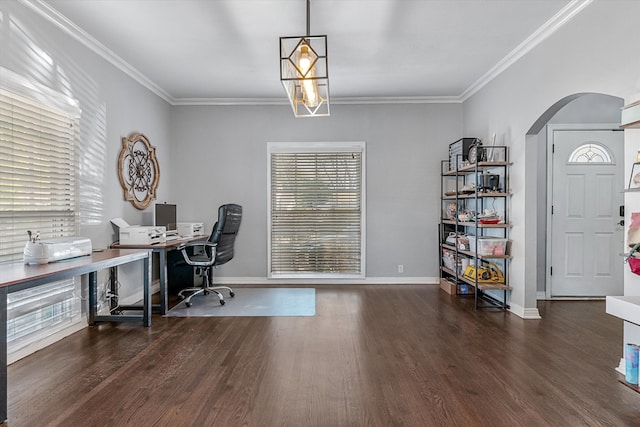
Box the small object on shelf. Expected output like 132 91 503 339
468 144 478 164
463 262 504 283
448 138 479 171
478 172 500 192
442 249 456 271
628 162 640 189
444 232 470 251
468 236 508 256
457 236 470 251
477 209 501 224
478 218 500 225
446 202 457 219
458 183 476 194
458 211 474 222
445 232 458 246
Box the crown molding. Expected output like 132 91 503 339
171 97 289 106
460 0 594 101
171 95 463 106
22 0 457 107
22 0 592 107
331 96 462 105
21 0 173 104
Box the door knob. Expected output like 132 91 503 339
619 219 625 226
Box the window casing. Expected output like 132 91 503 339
268 142 365 278
0 68 82 357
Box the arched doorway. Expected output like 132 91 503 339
524 93 624 305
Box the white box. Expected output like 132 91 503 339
468 236 508 256
119 226 166 245
177 222 205 237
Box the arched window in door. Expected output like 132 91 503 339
567 142 614 164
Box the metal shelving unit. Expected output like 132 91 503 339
439 144 511 309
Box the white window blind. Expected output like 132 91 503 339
0 88 78 261
0 71 82 357
269 143 365 277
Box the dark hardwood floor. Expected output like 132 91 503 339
7 285 640 426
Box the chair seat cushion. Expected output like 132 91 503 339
189 254 212 263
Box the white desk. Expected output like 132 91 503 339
0 248 151 423
112 235 206 314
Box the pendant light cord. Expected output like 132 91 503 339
306 0 311 36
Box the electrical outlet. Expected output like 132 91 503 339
398 264 404 273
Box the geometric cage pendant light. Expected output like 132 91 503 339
280 0 330 117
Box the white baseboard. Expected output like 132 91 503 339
616 357 625 375
210 276 439 285
8 282 161 365
120 277 438 304
509 302 542 319
8 320 88 365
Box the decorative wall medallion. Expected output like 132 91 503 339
117 133 160 210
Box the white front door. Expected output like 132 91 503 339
549 128 624 297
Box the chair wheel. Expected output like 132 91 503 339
220 299 226 306
230 291 235 297
186 302 192 307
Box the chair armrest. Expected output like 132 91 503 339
178 242 218 267
176 241 217 251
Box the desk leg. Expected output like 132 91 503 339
143 255 151 326
0 287 7 423
158 249 168 315
90 257 152 326
88 271 98 325
109 266 118 312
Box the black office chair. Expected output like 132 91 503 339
176 204 242 307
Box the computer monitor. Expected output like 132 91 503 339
155 203 177 234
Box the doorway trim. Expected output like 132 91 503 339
545 123 623 299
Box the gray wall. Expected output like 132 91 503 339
169 103 462 280
1 1 463 290
1 1 172 302
6 0 639 313
462 0 640 316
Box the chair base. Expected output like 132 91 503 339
178 285 235 307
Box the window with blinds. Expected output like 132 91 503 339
268 142 365 278
0 89 78 261
0 70 82 358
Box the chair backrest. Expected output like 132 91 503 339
209 204 242 266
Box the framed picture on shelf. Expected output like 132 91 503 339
628 162 640 189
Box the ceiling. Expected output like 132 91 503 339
37 0 589 105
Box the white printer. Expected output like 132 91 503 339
119 226 166 245
23 235 93 265
111 218 166 245
177 222 205 237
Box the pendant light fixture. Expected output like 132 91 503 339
280 0 329 117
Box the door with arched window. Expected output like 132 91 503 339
549 127 624 297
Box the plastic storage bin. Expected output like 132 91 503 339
442 249 455 270
467 236 508 256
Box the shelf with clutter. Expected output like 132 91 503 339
438 138 511 310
